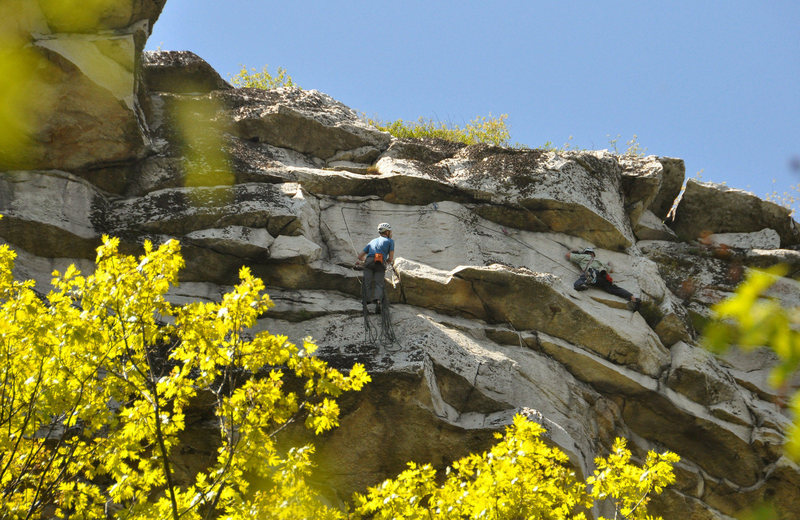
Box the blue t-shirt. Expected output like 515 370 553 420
363 236 394 257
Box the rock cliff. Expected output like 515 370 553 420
2 5 800 518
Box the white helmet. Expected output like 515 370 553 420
377 222 392 233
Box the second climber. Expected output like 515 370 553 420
566 247 641 311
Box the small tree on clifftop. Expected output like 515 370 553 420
230 64 299 90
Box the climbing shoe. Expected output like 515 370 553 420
628 298 641 312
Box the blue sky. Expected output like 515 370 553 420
147 1 799 208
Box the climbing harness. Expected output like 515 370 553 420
571 252 601 290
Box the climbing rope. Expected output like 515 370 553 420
378 291 396 344
359 271 397 347
339 206 361 258
361 299 379 345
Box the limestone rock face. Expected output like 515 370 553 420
143 50 232 93
0 170 104 258
225 87 392 162
671 179 800 247
619 155 685 221
706 228 781 250
2 32 800 519
634 209 678 241
375 147 636 249
0 0 167 171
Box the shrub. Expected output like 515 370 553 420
764 180 799 216
229 64 299 90
353 414 679 519
608 134 647 157
369 114 511 146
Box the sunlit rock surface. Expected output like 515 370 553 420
0 0 168 171
671 179 800 247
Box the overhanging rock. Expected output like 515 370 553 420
395 260 670 376
0 0 167 171
225 87 392 161
671 179 800 247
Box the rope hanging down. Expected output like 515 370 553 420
360 287 396 346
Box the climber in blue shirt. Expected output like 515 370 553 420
357 222 395 313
